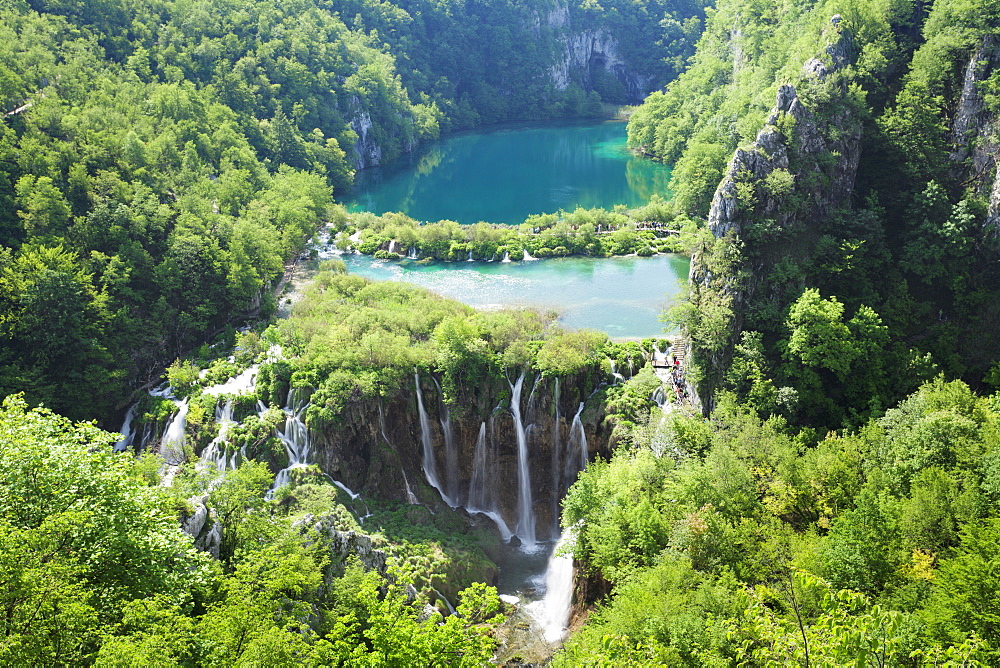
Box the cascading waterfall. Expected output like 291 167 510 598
203 364 258 396
115 403 138 452
160 399 189 465
407 246 419 260
202 399 238 471
415 373 451 505
570 402 587 472
465 420 513 541
550 379 562 535
388 239 397 254
467 422 490 509
432 377 461 506
609 361 625 384
270 387 312 493
467 250 474 262
529 532 575 644
652 386 667 410
510 371 536 549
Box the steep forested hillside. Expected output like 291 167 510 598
544 0 1000 664
628 0 1000 429
0 0 706 421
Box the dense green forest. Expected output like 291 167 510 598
629 0 1000 430
0 0 706 422
4 0 1000 664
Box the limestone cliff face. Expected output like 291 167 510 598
688 18 864 404
545 3 657 104
348 95 419 170
349 101 382 170
310 370 610 544
948 34 1000 235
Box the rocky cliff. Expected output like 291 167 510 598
687 17 864 404
545 3 658 104
949 33 1000 236
310 369 611 544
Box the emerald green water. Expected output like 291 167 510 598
339 253 688 339
347 121 672 224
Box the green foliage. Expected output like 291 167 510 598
342 202 679 261
0 394 212 660
557 378 1000 665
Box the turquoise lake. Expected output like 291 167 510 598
339 253 688 339
341 120 686 338
347 121 673 225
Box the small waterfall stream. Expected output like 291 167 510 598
510 371 536 549
270 388 311 492
432 377 461 506
114 403 137 452
550 379 562 535
466 420 513 541
570 402 587 473
415 372 452 505
378 402 420 505
201 399 239 471
160 399 189 465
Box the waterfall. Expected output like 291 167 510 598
160 400 189 465
523 249 536 261
652 386 667 410
468 422 490 510
115 403 138 452
432 377 461 506
203 364 258 396
465 420 514 541
407 246 419 260
388 239 397 254
467 250 474 262
332 480 361 500
570 403 588 472
378 402 420 505
202 398 237 471
510 371 536 549
501 251 511 263
270 387 312 493
550 379 562 535
528 533 575 644
609 361 625 384
415 373 450 505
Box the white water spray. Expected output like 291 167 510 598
415 373 451 505
115 403 138 452
570 402 587 472
510 372 536 549
160 400 189 465
528 533 575 644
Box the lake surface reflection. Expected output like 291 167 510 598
347 121 672 225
